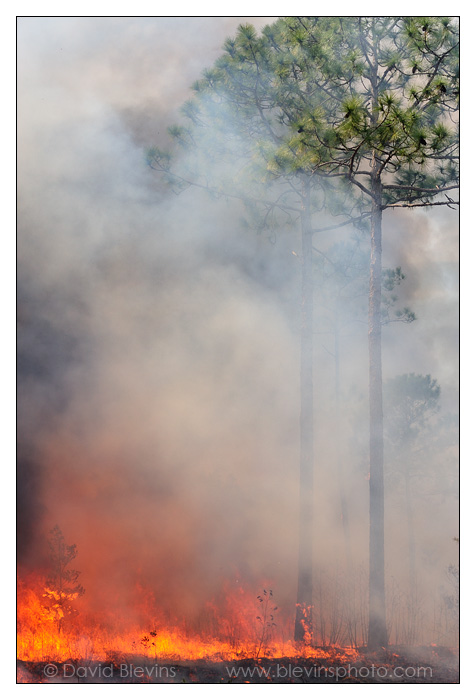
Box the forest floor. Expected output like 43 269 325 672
17 645 459 684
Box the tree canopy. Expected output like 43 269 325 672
149 16 458 226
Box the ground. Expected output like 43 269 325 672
17 646 459 684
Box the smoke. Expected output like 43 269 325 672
17 17 458 640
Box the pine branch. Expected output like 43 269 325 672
382 183 459 194
149 160 302 214
311 210 372 235
348 175 374 200
383 200 459 210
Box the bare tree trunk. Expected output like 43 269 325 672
405 467 418 643
334 319 353 573
367 161 388 650
404 469 416 594
334 318 357 646
294 179 314 643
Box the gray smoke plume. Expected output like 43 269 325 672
17 17 458 642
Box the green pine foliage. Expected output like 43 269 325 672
148 16 458 225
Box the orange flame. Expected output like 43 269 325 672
17 573 359 664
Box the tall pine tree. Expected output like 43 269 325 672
149 16 458 646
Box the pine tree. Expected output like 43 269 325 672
149 16 458 646
43 525 85 631
282 17 457 647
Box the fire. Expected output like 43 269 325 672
17 572 359 665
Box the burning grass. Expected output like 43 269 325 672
17 574 458 684
17 573 357 664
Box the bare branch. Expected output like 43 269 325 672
311 210 372 235
149 160 302 213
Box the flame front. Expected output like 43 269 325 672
17 574 359 665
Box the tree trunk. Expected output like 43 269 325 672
405 467 417 643
334 318 353 574
294 179 314 643
367 163 388 650
405 468 416 585
334 317 356 645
